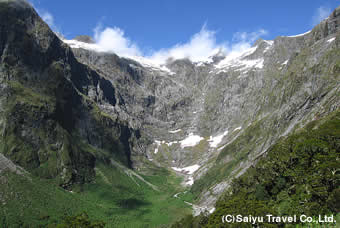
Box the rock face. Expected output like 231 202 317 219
0 0 139 188
0 0 339 210
74 35 95 44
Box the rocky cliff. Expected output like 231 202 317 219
0 0 140 188
0 0 339 220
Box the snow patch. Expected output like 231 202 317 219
263 40 274 52
218 144 227 151
169 129 182 133
209 207 216 214
215 45 264 73
180 133 203 148
233 126 242 132
286 30 311 38
128 55 175 75
153 139 179 154
327 37 335 43
282 60 288 65
195 62 205 67
216 58 264 73
154 140 162 154
171 167 183 172
171 164 200 175
264 40 274 45
217 46 257 67
63 39 102 51
62 39 175 75
254 59 264 68
166 141 178 147
208 130 229 148
186 177 194 185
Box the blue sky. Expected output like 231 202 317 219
29 0 339 62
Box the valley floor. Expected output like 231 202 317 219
0 162 194 228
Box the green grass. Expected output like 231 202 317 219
0 158 192 228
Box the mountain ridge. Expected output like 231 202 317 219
0 0 339 226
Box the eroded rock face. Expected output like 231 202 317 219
0 0 139 188
0 0 339 208
74 35 95 44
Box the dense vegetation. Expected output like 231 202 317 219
173 109 340 227
0 159 192 227
48 212 105 228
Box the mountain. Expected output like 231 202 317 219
0 0 142 188
172 109 340 227
0 0 339 227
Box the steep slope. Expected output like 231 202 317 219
0 0 138 188
190 8 340 210
172 108 340 227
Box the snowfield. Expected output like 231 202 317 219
62 39 175 75
180 133 204 148
208 130 229 148
171 164 200 175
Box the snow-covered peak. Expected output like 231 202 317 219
62 39 175 75
63 39 102 51
286 30 311 38
127 55 175 75
263 40 274 52
214 45 264 73
263 40 274 45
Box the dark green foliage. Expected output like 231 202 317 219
48 212 105 228
186 110 340 227
171 214 209 228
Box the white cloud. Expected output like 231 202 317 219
28 1 62 36
93 24 142 57
40 10 54 27
220 29 267 59
37 9 63 37
232 29 268 43
27 1 54 27
148 25 227 64
148 26 267 65
312 6 331 26
89 23 267 65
